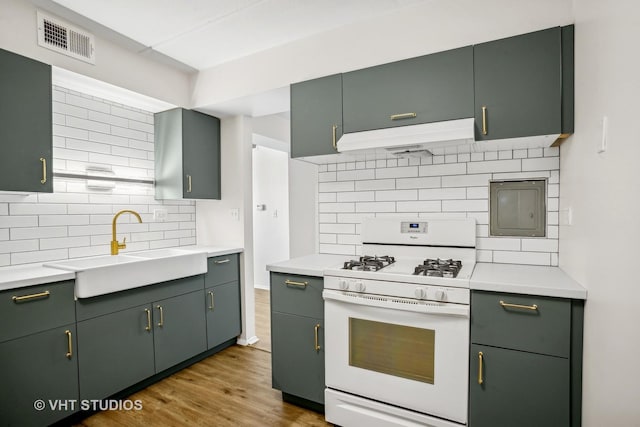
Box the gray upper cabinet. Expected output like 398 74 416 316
290 74 343 158
342 46 474 133
0 48 52 193
155 108 221 200
473 26 574 142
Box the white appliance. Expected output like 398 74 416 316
323 217 476 427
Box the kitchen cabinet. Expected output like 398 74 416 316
290 74 343 158
76 275 206 400
155 108 221 200
270 272 325 410
342 46 474 134
469 290 584 427
205 252 241 349
473 26 574 143
0 48 52 193
0 281 78 426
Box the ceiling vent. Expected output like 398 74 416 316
37 11 95 64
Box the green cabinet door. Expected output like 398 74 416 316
290 74 342 158
343 46 474 133
182 109 221 199
271 312 324 404
469 344 570 427
205 281 241 349
0 48 52 193
77 304 155 400
153 290 207 372
473 27 563 141
0 325 79 427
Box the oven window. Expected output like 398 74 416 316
349 318 435 384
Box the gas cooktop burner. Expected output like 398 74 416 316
414 258 462 278
343 255 395 272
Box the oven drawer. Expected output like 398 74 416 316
270 273 323 318
471 291 570 358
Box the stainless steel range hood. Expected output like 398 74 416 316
336 118 475 156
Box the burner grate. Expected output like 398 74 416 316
343 255 395 271
414 258 462 278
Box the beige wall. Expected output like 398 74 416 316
560 0 640 424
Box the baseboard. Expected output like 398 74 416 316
254 284 269 290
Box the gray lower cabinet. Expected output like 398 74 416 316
469 290 584 427
154 108 221 200
473 26 574 142
0 280 78 426
290 74 343 158
0 48 52 193
205 281 241 349
270 272 325 407
76 276 207 400
343 46 474 133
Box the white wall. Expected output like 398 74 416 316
191 0 573 108
196 115 257 346
0 0 190 106
560 0 640 424
289 159 318 257
0 85 195 266
252 146 290 288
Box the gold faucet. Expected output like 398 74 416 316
111 209 143 255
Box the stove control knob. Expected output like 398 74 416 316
339 280 349 291
355 282 366 292
433 289 448 301
414 287 427 299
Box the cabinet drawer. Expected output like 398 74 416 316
0 280 75 343
471 291 570 357
205 253 239 287
270 273 323 319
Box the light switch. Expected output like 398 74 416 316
598 116 608 153
230 208 240 221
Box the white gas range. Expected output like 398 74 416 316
322 217 476 427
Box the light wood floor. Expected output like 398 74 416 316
75 288 329 426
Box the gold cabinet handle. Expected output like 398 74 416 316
144 308 151 332
499 300 538 311
208 291 215 310
478 351 484 385
214 259 230 264
40 157 47 184
314 323 321 352
65 330 73 359
12 290 50 303
157 305 164 327
187 174 192 193
285 279 308 289
332 124 338 151
481 106 488 135
390 112 417 121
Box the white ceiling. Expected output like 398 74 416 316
51 0 426 70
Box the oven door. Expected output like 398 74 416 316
324 289 469 425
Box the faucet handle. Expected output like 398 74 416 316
119 237 127 249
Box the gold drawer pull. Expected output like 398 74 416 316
478 351 484 385
285 279 308 288
157 305 164 327
187 174 192 193
332 124 338 151
208 291 215 310
12 290 50 303
390 112 417 121
214 259 230 264
65 330 73 359
314 323 321 352
481 106 488 135
499 300 538 311
144 309 151 332
40 157 47 184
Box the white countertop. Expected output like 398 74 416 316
0 246 244 293
0 264 76 292
267 254 347 277
470 262 587 300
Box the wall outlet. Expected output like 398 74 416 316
230 208 240 221
153 208 168 222
559 208 573 226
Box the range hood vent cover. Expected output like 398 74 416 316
37 11 95 64
336 118 475 157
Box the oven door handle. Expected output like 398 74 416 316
323 290 469 318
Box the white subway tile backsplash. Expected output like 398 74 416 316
337 169 375 181
484 151 498 161
318 213 337 223
355 179 395 191
522 157 560 171
12 249 69 265
89 131 129 147
319 203 355 213
498 150 513 160
513 149 528 159
396 177 440 189
66 116 111 134
419 162 466 177
492 171 550 180
338 234 361 245
443 199 488 212
319 193 337 203
319 181 354 192
0 229 7 241
319 244 356 256
337 192 375 202
470 153 484 162
11 227 68 240
41 236 91 250
319 223 356 234
65 93 111 113
396 201 441 212
477 237 521 251
376 190 418 201
54 124 89 140
466 187 489 199
0 239 39 254
493 250 551 266
319 234 337 244
0 216 39 228
521 239 559 252
355 202 396 213
319 172 337 182
337 213 375 224
376 166 418 179
477 250 493 262
441 174 491 188
53 147 89 162
9 203 67 215
467 159 521 174
418 188 466 200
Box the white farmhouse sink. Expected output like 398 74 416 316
44 249 207 298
